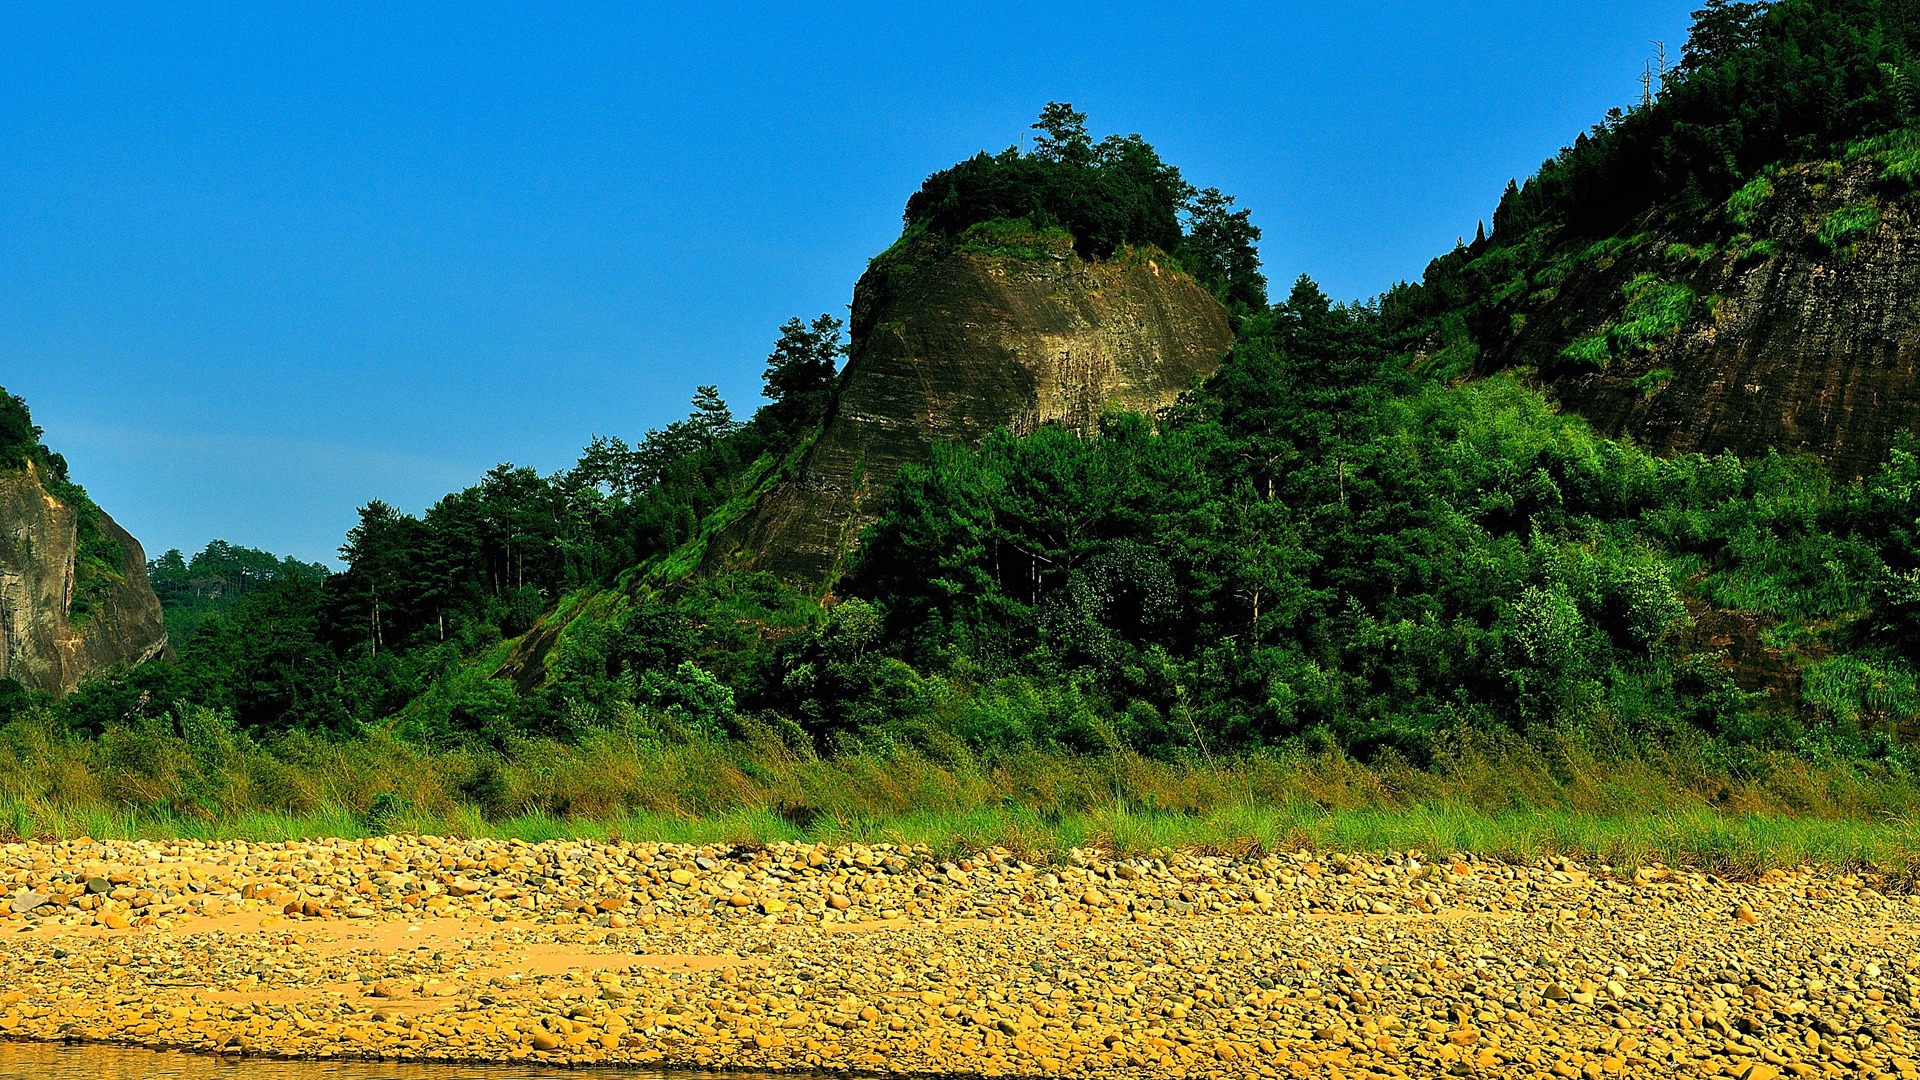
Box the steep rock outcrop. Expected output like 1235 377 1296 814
0 464 169 695
1481 159 1920 476
709 236 1235 585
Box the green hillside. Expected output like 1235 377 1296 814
10 0 1920 845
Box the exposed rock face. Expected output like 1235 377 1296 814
711 237 1235 585
0 464 169 695
1491 159 1920 476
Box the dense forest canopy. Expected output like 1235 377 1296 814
11 0 1920 799
148 541 330 645
1492 0 1920 242
849 277 1920 761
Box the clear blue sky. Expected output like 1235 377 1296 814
1 2 1696 565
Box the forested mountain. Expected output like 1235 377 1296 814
17 0 1920 783
1388 0 1920 472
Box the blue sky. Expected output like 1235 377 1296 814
1 2 1696 564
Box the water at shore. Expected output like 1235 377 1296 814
0 1042 820 1079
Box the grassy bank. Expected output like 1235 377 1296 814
6 797 1919 880
4 715 1920 875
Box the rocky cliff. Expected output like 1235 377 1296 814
0 463 169 695
707 233 1236 585
1470 155 1920 476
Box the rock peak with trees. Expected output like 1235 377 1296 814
702 105 1244 585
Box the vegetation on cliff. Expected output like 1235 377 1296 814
1388 0 1920 389
0 389 125 625
901 103 1268 310
7 1 1920 843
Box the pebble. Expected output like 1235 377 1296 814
0 837 1914 1079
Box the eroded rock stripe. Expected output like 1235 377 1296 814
2 836 1918 1078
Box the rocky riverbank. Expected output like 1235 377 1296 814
1 835 1918 1078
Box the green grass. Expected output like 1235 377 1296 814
1844 129 1920 186
1817 201 1882 251
1886 144 1920 186
1560 333 1612 369
1558 277 1697 370
1803 655 1920 727
5 795 1918 877
1612 275 1697 351
867 218 931 269
1577 235 1637 265
1730 235 1779 262
1726 173 1776 228
952 218 1076 260
1634 368 1677 396
7 716 1920 874
1663 241 1719 264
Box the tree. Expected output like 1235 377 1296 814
1491 179 1526 238
1179 187 1267 310
756 314 844 453
901 106 1193 259
569 435 645 501
1030 102 1093 164
689 385 739 447
337 500 425 655
1679 0 1768 73
0 389 41 470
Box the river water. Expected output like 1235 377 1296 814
0 1042 819 1079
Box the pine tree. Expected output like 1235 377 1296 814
756 314 845 453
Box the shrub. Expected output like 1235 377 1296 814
638 661 738 740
